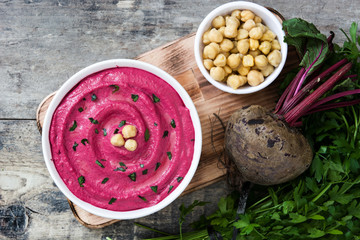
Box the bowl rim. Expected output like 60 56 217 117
194 1 288 94
41 59 202 220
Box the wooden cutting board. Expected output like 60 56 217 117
36 11 299 229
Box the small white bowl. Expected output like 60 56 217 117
194 1 288 94
41 59 202 219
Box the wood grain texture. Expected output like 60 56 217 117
1 0 360 239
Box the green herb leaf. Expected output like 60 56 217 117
78 176 85 187
152 94 160 103
69 120 77 131
142 169 148 175
162 130 169 138
108 197 116 204
110 84 119 93
119 162 126 167
145 128 150 142
78 107 84 112
114 129 119 134
177 177 183 183
114 167 126 172
131 94 139 102
119 120 126 128
103 128 107 136
82 98 86 101
140 164 144 168
155 162 161 171
168 185 173 194
95 129 99 134
81 139 89 146
96 160 105 168
170 119 176 128
89 118 99 124
128 172 136 181
101 178 109 184
73 142 78 151
150 186 158 193
91 94 97 101
138 195 147 202
167 151 172 160
154 122 158 126
100 159 106 161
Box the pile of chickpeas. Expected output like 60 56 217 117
202 9 282 89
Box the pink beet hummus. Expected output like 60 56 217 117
49 67 195 211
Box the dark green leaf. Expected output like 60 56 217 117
177 177 183 183
154 122 158 126
91 94 97 101
103 128 107 136
168 185 173 194
350 22 358 43
114 167 126 172
138 195 147 201
120 162 126 167
162 130 169 138
95 129 99 134
89 118 99 124
78 107 84 112
142 169 148 175
152 94 160 103
131 94 139 102
170 119 176 128
96 160 105 168
114 128 119 134
101 178 109 184
140 164 144 168
81 139 89 146
145 128 150 142
167 151 172 160
155 162 161 171
128 172 136 181
110 84 119 93
78 176 85 187
108 198 116 204
119 120 126 128
150 186 158 193
69 120 77 131
73 142 78 151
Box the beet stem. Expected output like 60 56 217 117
305 99 360 116
281 68 306 108
284 62 353 125
307 89 360 111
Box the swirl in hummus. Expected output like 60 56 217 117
49 67 195 211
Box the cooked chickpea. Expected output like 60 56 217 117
247 70 264 86
261 29 276 41
254 55 269 69
249 27 263 40
271 39 281 50
230 41 239 53
231 9 242 19
208 28 223 43
261 64 275 77
236 29 249 40
221 51 230 58
227 74 247 89
226 16 240 28
267 50 282 67
209 42 220 52
220 39 234 52
214 54 227 67
111 134 125 147
227 53 241 69
218 26 226 36
259 41 272 55
212 16 225 29
240 10 255 22
242 54 254 67
224 26 238 38
237 39 249 54
249 39 259 51
210 67 226 81
202 30 211 45
122 125 137 138
203 43 219 59
256 23 267 33
224 65 232 76
238 64 250 76
249 49 261 57
124 139 137 151
254 16 262 23
203 59 214 70
243 19 256 31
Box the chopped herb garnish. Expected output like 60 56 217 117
170 119 176 128
108 198 116 204
162 130 169 138
95 129 99 134
82 98 86 101
100 159 106 161
145 128 150 142
119 120 126 128
131 94 139 102
91 94 97 101
69 120 77 131
177 177 183 183
81 139 89 146
138 195 147 202
154 122 158 126
167 151 172 160
110 84 119 93
152 94 160 103
155 162 161 171
140 164 144 168
168 185 174 194
89 118 99 124
114 167 126 172
103 128 107 136
190 139 195 142
142 169 148 175
96 160 105 168
114 128 119 134
150 186 158 193
128 172 136 181
119 162 126 167
78 107 84 112
73 142 78 151
78 176 85 187
101 178 109 184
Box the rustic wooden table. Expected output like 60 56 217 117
1 0 359 239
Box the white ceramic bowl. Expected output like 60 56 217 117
194 1 288 94
41 59 202 219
